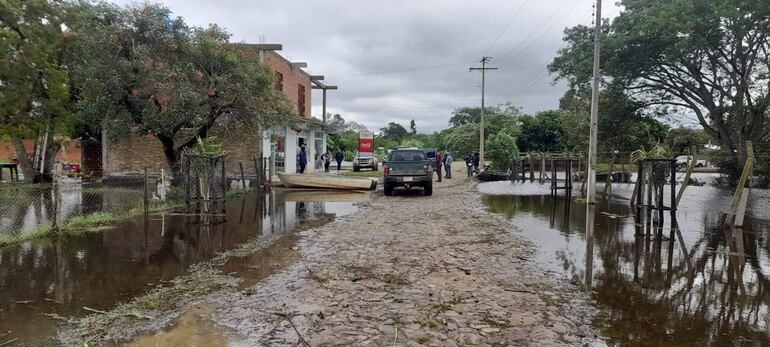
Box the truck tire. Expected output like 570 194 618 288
353 166 360 172
373 164 379 171
424 183 433 196
384 182 394 196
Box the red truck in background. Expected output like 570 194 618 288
353 132 378 172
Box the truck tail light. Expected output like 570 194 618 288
384 165 390 174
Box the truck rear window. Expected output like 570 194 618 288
389 150 426 161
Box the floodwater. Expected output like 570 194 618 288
481 177 770 346
0 189 361 346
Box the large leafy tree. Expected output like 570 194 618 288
551 0 770 175
665 127 712 153
0 0 69 181
380 122 408 142
516 111 566 152
486 132 519 171
448 103 520 127
73 3 290 178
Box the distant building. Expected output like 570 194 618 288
95 45 331 180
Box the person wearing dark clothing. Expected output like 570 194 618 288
298 146 308 174
435 151 442 182
335 150 344 171
472 152 480 174
465 155 473 177
323 151 331 173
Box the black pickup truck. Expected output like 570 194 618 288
383 149 433 196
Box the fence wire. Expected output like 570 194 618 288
0 170 173 240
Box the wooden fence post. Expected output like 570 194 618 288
676 146 696 207
603 151 616 196
143 167 149 216
725 141 755 227
239 161 246 189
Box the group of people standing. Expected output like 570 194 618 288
465 152 480 177
297 145 346 174
434 151 480 181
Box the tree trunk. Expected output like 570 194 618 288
43 142 61 177
157 135 182 186
12 137 36 183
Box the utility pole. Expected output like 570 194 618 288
470 57 497 168
586 0 602 204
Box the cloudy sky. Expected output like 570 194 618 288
112 0 621 133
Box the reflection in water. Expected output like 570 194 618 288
483 183 770 345
585 203 594 290
0 189 358 346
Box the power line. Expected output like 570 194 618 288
327 61 472 79
482 0 531 56
498 0 572 60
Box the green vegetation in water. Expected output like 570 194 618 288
227 187 253 197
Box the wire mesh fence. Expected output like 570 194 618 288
0 169 175 242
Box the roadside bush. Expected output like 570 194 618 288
486 133 520 172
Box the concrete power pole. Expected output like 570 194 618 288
586 0 602 204
470 57 497 168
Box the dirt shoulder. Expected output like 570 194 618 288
209 166 599 345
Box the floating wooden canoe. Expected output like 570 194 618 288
278 174 377 190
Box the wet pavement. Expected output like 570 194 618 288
0 189 361 346
481 179 770 346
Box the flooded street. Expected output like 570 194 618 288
481 178 770 346
0 189 360 346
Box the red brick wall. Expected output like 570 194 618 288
104 49 310 176
264 50 312 118
105 129 262 177
0 138 82 163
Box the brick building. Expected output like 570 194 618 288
0 139 81 164
98 45 331 180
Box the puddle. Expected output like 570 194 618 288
122 306 228 347
482 180 770 346
0 189 361 346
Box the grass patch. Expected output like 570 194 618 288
226 187 253 197
0 233 12 247
340 170 382 178
62 212 118 234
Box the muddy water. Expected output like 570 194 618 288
0 189 361 346
481 180 770 346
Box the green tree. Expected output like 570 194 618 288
0 0 69 181
516 111 566 153
557 83 670 153
486 133 519 172
327 113 346 132
444 123 480 157
401 138 424 148
380 122 408 142
550 0 770 180
665 128 711 154
448 103 520 127
73 3 291 179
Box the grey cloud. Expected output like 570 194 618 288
111 0 620 132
